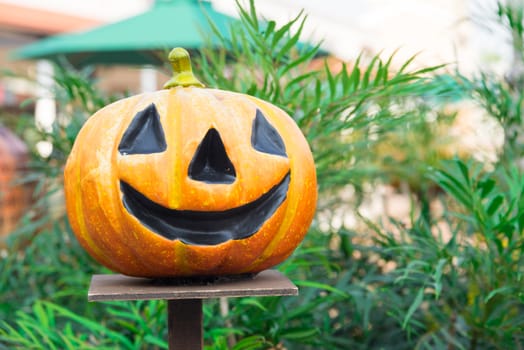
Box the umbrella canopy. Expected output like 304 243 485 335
12 0 236 67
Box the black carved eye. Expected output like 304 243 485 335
251 109 287 157
118 103 167 155
188 128 236 184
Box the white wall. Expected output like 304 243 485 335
215 0 513 73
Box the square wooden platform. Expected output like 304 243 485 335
88 269 298 301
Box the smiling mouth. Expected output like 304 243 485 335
120 172 290 245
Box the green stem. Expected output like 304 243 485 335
163 47 205 89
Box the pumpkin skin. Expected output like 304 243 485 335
64 85 317 278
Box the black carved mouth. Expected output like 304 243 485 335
120 172 290 245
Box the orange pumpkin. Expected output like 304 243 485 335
64 48 317 278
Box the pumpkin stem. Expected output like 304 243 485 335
163 48 205 89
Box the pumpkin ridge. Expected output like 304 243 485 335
65 163 118 271
81 173 149 275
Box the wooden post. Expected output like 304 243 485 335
168 299 203 350
88 270 297 349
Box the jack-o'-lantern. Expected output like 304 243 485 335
64 48 317 278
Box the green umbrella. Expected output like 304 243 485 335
12 0 236 67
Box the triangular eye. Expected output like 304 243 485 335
251 109 287 157
188 129 236 184
118 103 167 155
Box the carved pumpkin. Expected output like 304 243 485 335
64 48 317 278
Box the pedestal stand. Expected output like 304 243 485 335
88 270 298 350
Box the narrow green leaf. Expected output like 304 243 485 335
232 335 267 350
374 60 386 87
247 0 259 30
279 44 319 77
263 20 276 40
280 327 319 341
295 280 349 297
272 11 303 48
430 168 472 208
0 322 33 346
144 334 168 348
284 71 318 98
276 17 307 61
349 65 361 92
239 298 268 312
46 302 134 349
314 79 321 107
479 178 496 198
432 258 447 299
456 159 471 185
397 53 419 74
13 321 41 347
325 60 337 99
340 62 351 93
403 288 424 328
33 302 49 330
487 194 504 216
362 54 379 89
485 286 513 303
235 0 257 30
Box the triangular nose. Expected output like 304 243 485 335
188 129 236 184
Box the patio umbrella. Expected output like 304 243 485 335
12 0 236 67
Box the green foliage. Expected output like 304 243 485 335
497 0 524 52
0 300 168 349
0 220 94 320
456 71 524 158
367 159 524 349
1 0 523 349
461 2 524 160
